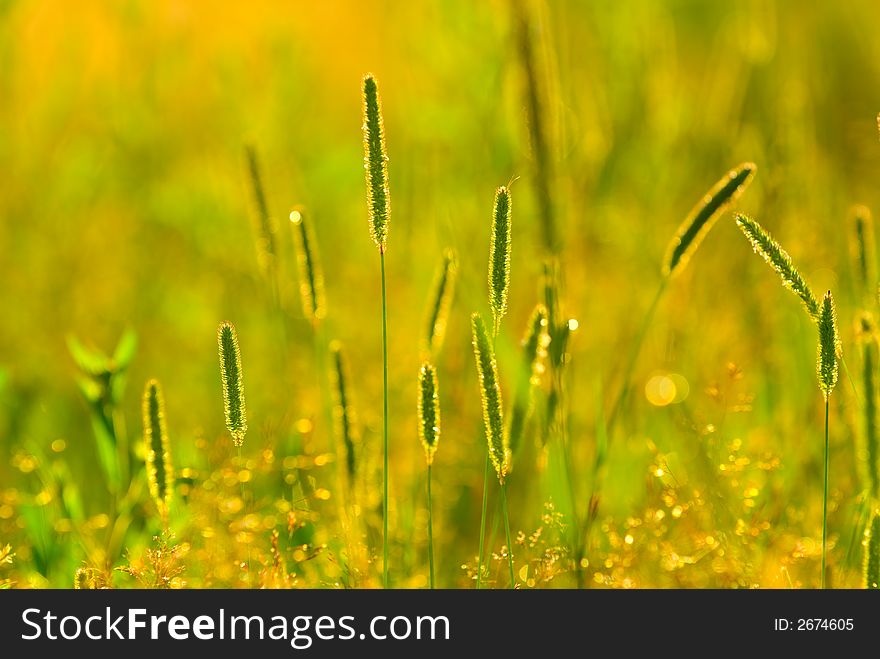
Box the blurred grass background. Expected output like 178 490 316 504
2 0 880 588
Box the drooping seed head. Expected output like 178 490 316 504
471 312 509 482
851 205 876 298
417 362 441 465
865 510 880 589
489 186 512 335
817 291 840 400
142 379 173 514
508 304 550 453
330 341 358 483
362 74 390 252
663 163 756 277
423 249 458 357
217 321 247 446
244 145 276 276
735 214 820 319
290 209 326 324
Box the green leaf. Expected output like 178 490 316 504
112 328 138 371
67 335 110 376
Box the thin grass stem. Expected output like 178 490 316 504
501 482 515 589
477 455 489 589
427 464 434 589
380 250 389 589
822 398 830 589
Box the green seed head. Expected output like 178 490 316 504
858 313 879 498
735 214 820 319
142 379 173 513
508 304 550 453
865 510 880 589
74 567 90 589
423 249 458 357
330 341 358 483
290 209 326 324
471 312 509 482
851 205 876 298
817 291 840 400
218 321 247 446
663 163 756 277
362 74 390 252
417 362 441 465
244 145 276 276
489 186 512 334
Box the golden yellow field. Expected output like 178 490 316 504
1 0 880 589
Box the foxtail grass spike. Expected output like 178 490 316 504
489 186 512 335
143 379 173 513
423 249 458 357
859 314 880 498
217 321 247 446
471 313 509 482
330 341 357 483
819 292 838 589
514 0 556 254
417 362 441 465
851 205 876 298
663 162 756 277
509 304 550 453
244 145 276 275
818 291 840 400
362 74 390 252
74 567 90 590
865 511 880 589
290 209 326 324
735 214 820 319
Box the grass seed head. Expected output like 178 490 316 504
217 321 247 446
471 312 509 482
74 567 90 589
143 379 173 514
489 186 512 335
851 204 876 298
362 74 390 252
508 304 550 453
290 209 326 324
735 213 820 319
330 341 358 482
417 362 441 465
859 315 879 498
244 145 276 276
423 249 458 357
817 291 840 400
663 162 756 277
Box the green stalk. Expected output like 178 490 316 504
238 445 251 584
822 398 830 589
477 455 490 589
501 482 515 589
427 464 435 589
380 250 389 589
607 277 667 432
586 277 667 551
